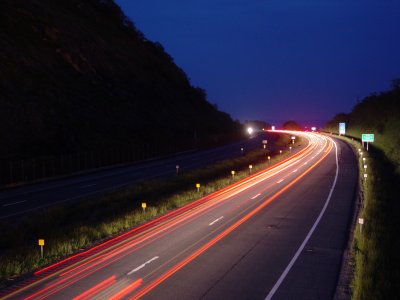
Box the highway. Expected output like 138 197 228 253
0 131 357 299
0 133 275 221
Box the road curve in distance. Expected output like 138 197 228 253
0 131 357 300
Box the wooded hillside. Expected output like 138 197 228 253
0 0 241 161
325 81 400 169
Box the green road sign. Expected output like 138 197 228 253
362 134 374 142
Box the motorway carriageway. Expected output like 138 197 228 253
0 131 357 299
0 134 270 221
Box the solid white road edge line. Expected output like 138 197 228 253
80 184 97 188
276 179 284 183
251 193 261 199
265 139 339 300
2 200 27 207
127 256 159 275
209 216 224 226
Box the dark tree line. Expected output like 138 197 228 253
325 80 400 167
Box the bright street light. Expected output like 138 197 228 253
247 127 254 135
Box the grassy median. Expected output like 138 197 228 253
0 134 304 284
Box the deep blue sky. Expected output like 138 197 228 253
115 0 400 125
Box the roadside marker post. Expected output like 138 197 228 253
38 239 45 259
249 165 253 174
196 183 200 192
176 165 179 174
231 170 235 180
358 218 364 234
142 202 146 212
267 156 271 164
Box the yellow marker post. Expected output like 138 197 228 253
231 170 235 180
268 156 271 164
141 202 146 212
249 165 253 173
263 144 266 149
196 183 200 192
38 239 45 258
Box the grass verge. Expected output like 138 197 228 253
329 134 400 299
0 134 304 284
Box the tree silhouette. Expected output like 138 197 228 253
283 120 302 131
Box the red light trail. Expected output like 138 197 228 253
1 132 335 300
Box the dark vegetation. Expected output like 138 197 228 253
282 120 302 131
0 0 241 165
325 80 400 169
325 81 400 299
0 133 303 284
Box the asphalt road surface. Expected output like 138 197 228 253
1 131 357 299
0 132 279 221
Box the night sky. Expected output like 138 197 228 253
115 0 400 126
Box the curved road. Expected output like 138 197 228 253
0 132 357 299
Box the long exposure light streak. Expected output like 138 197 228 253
130 133 333 299
2 131 334 300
